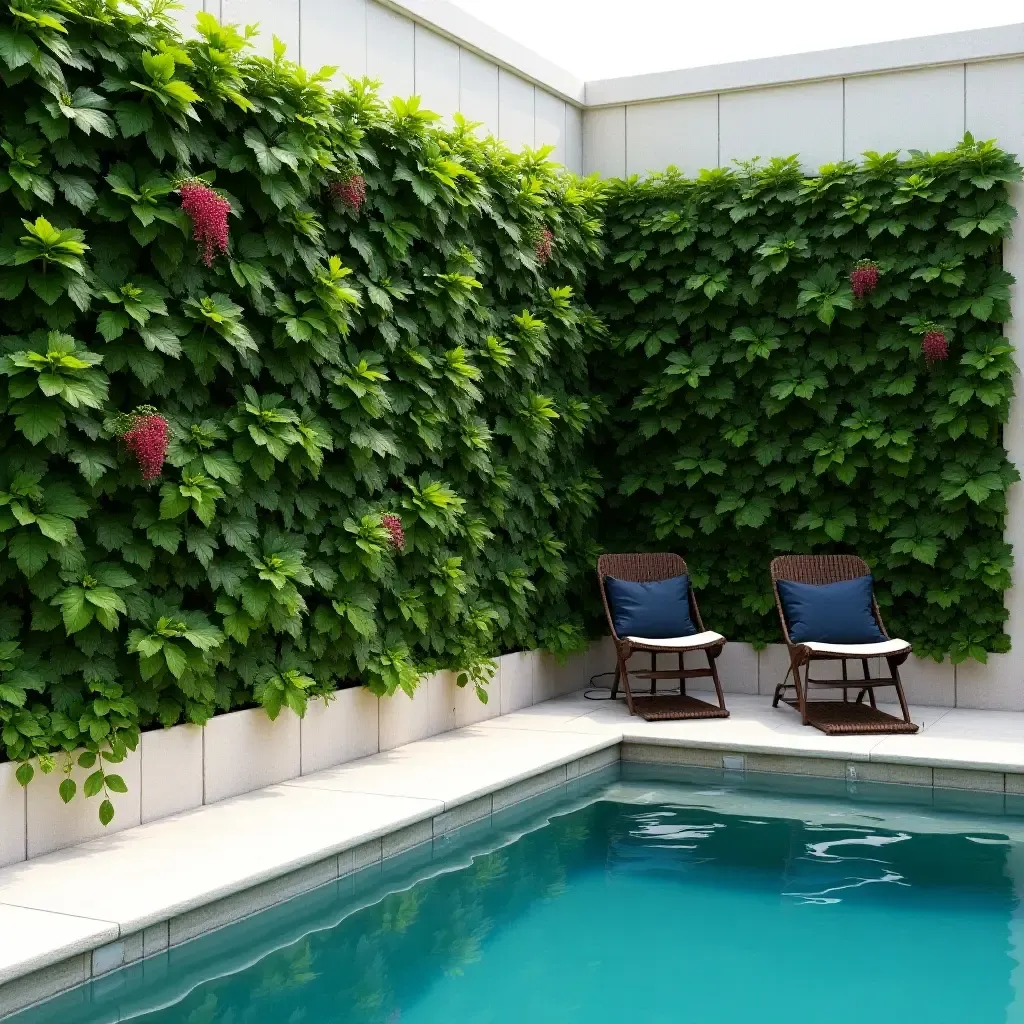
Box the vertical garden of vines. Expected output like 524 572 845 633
0 0 605 810
592 145 1020 662
2 0 1023 825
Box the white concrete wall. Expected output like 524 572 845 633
582 35 1024 711
172 0 583 171
583 26 1024 176
584 59 1024 177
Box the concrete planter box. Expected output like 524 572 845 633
535 648 591 703
0 761 26 868
454 661 501 728
8 647 592 862
27 748 141 859
587 636 616 687
140 725 204 823
706 641 758 695
899 655 955 708
758 643 791 697
379 671 457 751
300 687 379 774
203 708 300 804
498 651 535 714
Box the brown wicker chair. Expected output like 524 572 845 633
597 553 729 722
770 554 918 735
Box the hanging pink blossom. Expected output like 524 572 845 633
850 261 880 299
330 173 367 214
123 414 169 481
535 226 554 265
381 513 405 551
922 330 949 365
179 180 231 266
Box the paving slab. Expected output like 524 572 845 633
0 786 440 937
285 724 618 806
0 906 116 986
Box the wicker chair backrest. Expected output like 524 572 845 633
597 552 688 583
596 553 702 640
770 554 870 586
769 554 889 643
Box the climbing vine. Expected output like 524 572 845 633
0 0 605 820
592 141 1020 663
0 0 1020 828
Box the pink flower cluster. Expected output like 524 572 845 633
179 180 231 267
850 261 880 299
922 330 949 365
381 513 405 552
535 226 554 265
123 414 169 481
330 173 367 214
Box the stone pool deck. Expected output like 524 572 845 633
3 689 1024 1017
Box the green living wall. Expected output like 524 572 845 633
0 0 1021 822
0 0 605 813
592 145 1020 662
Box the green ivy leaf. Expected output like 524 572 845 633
99 799 115 826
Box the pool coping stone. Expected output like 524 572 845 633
4 690 1024 1017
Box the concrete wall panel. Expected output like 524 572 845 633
844 65 965 159
367 1 415 103
719 79 843 171
625 95 718 177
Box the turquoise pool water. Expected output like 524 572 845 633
13 768 1024 1023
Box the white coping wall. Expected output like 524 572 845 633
171 0 584 172
583 25 1024 712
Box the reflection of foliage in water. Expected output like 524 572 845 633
382 891 422 936
145 806 603 1024
254 940 318 996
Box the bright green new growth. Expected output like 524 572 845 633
592 145 1020 663
0 0 605 816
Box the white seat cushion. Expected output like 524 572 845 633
798 639 911 657
625 630 724 649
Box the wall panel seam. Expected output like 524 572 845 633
962 62 967 135
531 83 536 147
841 78 846 160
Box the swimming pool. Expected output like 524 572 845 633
10 763 1024 1023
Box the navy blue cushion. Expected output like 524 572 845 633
777 575 886 644
604 575 697 639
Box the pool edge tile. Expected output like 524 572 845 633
167 856 340 947
0 954 90 1020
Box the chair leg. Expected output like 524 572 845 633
772 663 792 708
678 650 686 696
610 659 620 700
707 647 726 711
650 651 656 696
618 652 635 716
860 657 877 708
792 658 809 726
888 655 912 724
